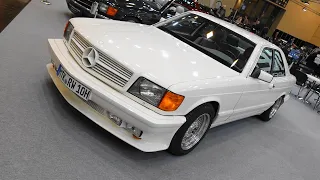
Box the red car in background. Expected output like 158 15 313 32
175 0 210 14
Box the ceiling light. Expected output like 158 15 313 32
303 7 307 11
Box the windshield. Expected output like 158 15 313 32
157 13 256 73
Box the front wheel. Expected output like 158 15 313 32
259 97 284 122
168 103 215 156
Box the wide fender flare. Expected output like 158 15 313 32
184 96 222 117
277 92 289 103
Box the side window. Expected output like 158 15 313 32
272 50 286 77
257 48 273 73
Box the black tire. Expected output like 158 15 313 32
259 97 284 122
168 103 215 156
123 17 140 23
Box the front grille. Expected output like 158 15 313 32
74 0 93 8
69 4 80 14
69 31 133 88
84 100 106 115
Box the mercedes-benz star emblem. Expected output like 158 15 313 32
82 47 99 67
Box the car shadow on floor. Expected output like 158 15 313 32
43 78 269 164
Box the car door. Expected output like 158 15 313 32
227 47 278 122
270 49 291 97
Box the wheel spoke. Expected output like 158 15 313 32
269 99 282 119
181 113 211 150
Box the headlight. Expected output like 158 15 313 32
63 21 74 41
99 3 108 12
128 77 166 106
128 77 185 111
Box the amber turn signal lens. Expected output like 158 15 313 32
106 6 118 16
132 135 142 140
158 91 184 111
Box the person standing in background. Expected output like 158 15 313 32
254 20 261 32
235 16 242 25
272 31 279 43
289 38 296 46
243 15 249 25
228 9 236 21
250 19 260 34
260 25 269 39
214 5 226 19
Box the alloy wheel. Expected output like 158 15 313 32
181 113 211 150
269 99 282 119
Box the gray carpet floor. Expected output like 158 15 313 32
1 1 320 180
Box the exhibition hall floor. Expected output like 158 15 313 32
1 1 320 179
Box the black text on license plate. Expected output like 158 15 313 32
57 65 91 100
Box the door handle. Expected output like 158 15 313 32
269 83 275 89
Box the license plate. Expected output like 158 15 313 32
57 64 91 100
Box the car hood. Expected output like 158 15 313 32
70 18 239 88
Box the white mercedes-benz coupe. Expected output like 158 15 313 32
47 11 295 155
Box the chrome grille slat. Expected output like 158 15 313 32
75 39 87 50
70 46 81 59
93 64 127 83
69 31 133 88
99 56 132 79
99 53 133 75
99 53 133 77
93 64 127 87
96 61 130 81
70 41 83 59
70 46 81 60
73 41 84 55
73 33 89 49
74 33 91 48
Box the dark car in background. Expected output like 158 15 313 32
174 0 209 14
66 0 175 24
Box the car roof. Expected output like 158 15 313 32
191 11 276 48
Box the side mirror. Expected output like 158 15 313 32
251 67 273 83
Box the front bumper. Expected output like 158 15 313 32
47 39 186 152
